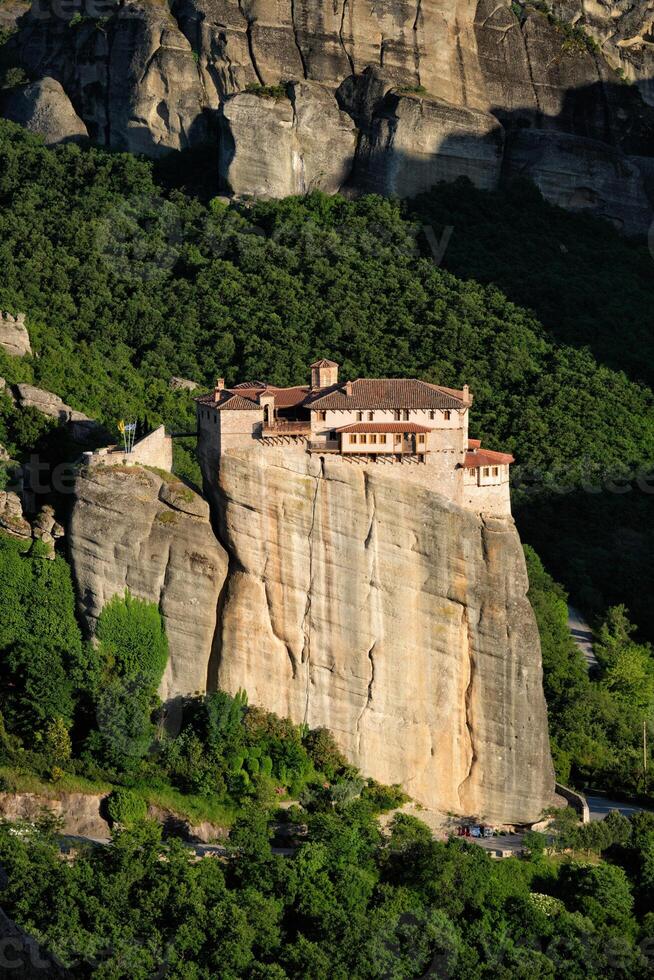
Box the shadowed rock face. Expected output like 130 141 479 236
68 449 555 821
0 77 88 144
5 0 654 230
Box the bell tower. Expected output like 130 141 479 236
310 358 339 390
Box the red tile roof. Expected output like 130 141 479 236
196 385 309 410
307 379 467 410
464 448 514 469
197 376 469 412
268 386 310 408
310 358 338 368
468 438 481 449
337 422 432 434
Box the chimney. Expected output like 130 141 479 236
213 377 225 402
345 380 353 397
462 384 469 403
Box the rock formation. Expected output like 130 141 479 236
0 77 89 145
220 80 357 197
69 463 228 702
3 0 654 230
552 0 654 105
0 492 63 557
169 375 201 391
68 447 556 823
0 490 32 539
11 382 106 444
0 311 31 358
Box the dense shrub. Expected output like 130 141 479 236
106 787 148 827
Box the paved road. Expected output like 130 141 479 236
470 834 524 857
568 605 598 670
586 794 652 822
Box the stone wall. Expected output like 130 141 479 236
463 464 512 517
91 425 173 472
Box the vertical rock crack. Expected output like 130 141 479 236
339 0 356 76
237 0 264 85
457 605 478 805
302 458 323 723
290 0 309 78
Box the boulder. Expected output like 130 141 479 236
220 80 357 196
14 383 90 423
0 490 31 539
169 376 200 391
0 311 31 357
31 503 64 558
0 77 88 145
11 383 108 446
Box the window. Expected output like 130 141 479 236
380 434 387 444
394 434 401 444
350 434 357 444
317 411 326 421
429 410 435 420
444 410 451 421
370 434 377 444
402 410 409 421
394 410 401 421
418 434 425 444
360 434 367 444
367 411 373 421
492 466 499 476
356 411 363 421
483 467 490 477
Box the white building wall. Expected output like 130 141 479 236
463 464 511 516
311 407 465 435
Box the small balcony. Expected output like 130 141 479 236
261 420 312 437
307 440 340 452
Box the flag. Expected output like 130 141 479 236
117 419 126 435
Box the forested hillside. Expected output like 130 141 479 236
1 121 653 634
1 118 654 978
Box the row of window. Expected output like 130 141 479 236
315 410 451 422
470 466 501 477
348 433 426 445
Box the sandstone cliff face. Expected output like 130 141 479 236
68 447 555 822
200 447 554 823
220 81 357 196
5 0 654 230
69 464 228 701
